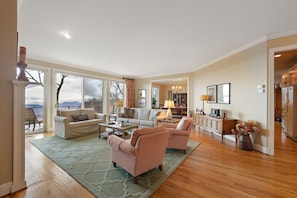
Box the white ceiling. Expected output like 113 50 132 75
17 0 297 79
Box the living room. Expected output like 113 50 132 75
2 0 297 197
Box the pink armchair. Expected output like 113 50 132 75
160 117 193 154
107 125 169 184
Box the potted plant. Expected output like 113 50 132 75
231 121 259 151
152 98 157 108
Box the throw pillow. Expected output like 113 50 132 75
176 116 191 130
123 108 135 118
71 114 89 122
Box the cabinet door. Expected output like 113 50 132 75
202 117 208 128
217 119 223 133
207 118 212 129
211 119 217 132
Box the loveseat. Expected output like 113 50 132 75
117 108 167 128
54 109 106 139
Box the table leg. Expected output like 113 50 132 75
98 125 101 138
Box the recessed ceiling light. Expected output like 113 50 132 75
64 33 71 39
274 54 281 58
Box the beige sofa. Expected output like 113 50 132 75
117 108 166 128
54 109 106 139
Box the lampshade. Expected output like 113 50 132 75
164 100 175 108
117 100 123 107
200 95 209 101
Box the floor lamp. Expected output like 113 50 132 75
200 95 209 115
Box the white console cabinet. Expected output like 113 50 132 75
195 114 237 143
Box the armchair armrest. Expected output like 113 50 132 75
159 123 176 129
95 113 106 121
107 135 136 155
167 128 191 136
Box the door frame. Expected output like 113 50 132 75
268 43 297 155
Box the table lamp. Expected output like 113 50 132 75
117 100 123 113
164 99 175 119
200 95 209 115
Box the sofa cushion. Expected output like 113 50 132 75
69 121 89 128
129 119 140 125
130 125 166 146
176 116 191 130
122 108 135 118
138 108 151 120
139 120 155 127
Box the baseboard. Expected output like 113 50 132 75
253 143 268 154
10 180 27 193
0 182 12 197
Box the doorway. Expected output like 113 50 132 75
270 44 297 155
25 68 46 134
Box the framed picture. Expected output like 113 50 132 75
217 83 230 104
138 89 146 98
207 85 217 103
138 98 146 107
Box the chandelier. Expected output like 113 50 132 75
172 85 182 93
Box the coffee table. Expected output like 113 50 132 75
98 122 138 139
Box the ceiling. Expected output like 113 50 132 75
17 0 297 79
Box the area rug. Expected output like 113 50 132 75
31 133 200 198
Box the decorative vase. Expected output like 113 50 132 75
239 134 253 151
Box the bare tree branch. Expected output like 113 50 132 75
56 74 68 106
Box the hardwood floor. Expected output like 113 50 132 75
5 122 297 198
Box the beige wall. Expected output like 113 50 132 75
268 34 297 48
0 0 17 186
194 42 268 147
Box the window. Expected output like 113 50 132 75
83 77 104 112
152 86 159 108
56 72 104 113
109 80 125 113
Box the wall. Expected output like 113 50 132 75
194 42 268 148
152 83 187 107
0 0 17 193
135 72 194 111
268 34 297 48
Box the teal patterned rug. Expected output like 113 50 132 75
31 133 199 198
